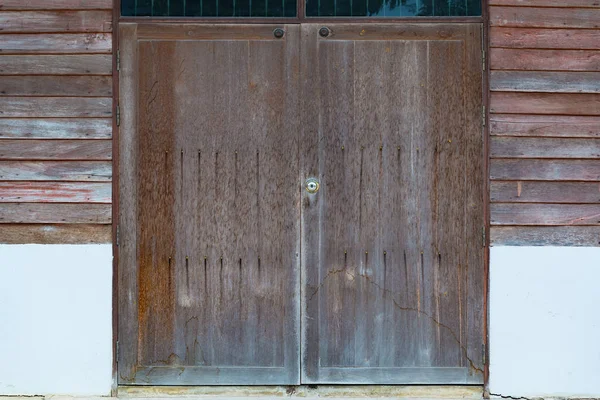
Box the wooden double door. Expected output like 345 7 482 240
118 23 484 386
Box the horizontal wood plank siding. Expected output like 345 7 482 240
0 1 113 244
489 1 600 245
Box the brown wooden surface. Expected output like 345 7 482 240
119 23 301 385
490 137 600 158
491 226 600 246
489 2 600 245
0 0 113 9
490 115 600 138
491 159 600 181
0 0 114 245
0 161 112 181
0 11 112 32
0 224 111 244
0 203 111 223
0 55 112 75
0 182 111 203
301 23 484 384
490 71 600 93
0 33 112 54
489 0 600 7
491 181 600 203
490 93 600 115
0 76 112 96
0 140 112 160
490 6 600 29
0 119 112 139
0 97 112 117
490 49 600 72
491 204 600 225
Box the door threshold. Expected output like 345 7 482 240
118 385 484 399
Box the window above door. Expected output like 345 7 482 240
121 0 481 17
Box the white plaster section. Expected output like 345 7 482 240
0 244 113 396
490 246 600 398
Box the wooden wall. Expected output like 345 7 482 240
0 0 113 244
488 0 600 246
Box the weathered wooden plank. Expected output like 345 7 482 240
0 161 111 181
490 49 600 71
491 181 600 203
0 11 112 33
490 27 600 50
491 226 600 247
491 159 600 181
491 203 600 225
0 0 113 10
490 6 600 29
0 139 112 160
0 224 112 244
490 93 600 115
0 55 112 75
490 115 600 138
0 76 112 96
0 97 111 117
489 0 600 7
0 118 112 139
0 203 111 223
117 22 138 383
491 71 600 93
0 33 111 54
0 181 111 203
491 137 600 158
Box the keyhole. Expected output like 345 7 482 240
305 178 320 194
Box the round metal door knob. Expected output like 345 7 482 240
273 28 285 38
305 178 320 194
319 27 330 37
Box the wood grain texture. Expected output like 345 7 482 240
0 33 111 54
489 0 600 7
491 159 600 181
0 0 113 10
301 23 483 384
0 224 111 244
0 203 111 223
119 24 301 385
491 181 600 203
491 226 600 246
0 181 111 202
490 71 600 93
490 6 600 29
0 140 112 160
0 76 112 96
0 11 112 32
490 27 600 49
0 118 112 139
491 203 600 225
0 97 111 117
490 137 600 158
0 55 112 75
0 161 111 181
490 115 600 138
490 93 600 115
490 49 600 71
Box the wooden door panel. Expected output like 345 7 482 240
118 23 301 385
300 23 484 384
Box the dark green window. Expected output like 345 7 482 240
306 0 481 16
121 0 297 17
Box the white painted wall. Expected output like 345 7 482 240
0 244 113 396
490 246 600 398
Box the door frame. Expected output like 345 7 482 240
110 0 491 392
